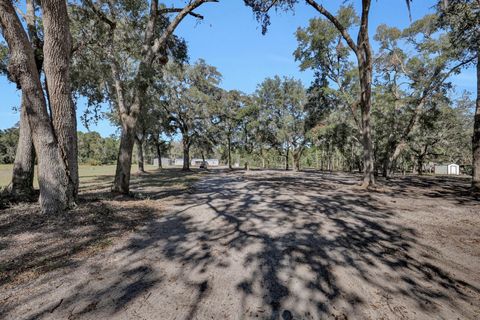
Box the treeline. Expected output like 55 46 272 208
0 129 118 165
0 0 478 214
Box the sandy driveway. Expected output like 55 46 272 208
1 170 479 319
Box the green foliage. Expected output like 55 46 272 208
437 0 479 60
0 42 8 76
255 76 307 160
77 131 119 165
295 6 357 73
69 0 188 128
0 127 19 164
408 94 474 166
161 59 222 154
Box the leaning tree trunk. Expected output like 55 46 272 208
41 0 79 204
472 50 480 191
0 0 73 213
135 136 145 173
9 104 35 198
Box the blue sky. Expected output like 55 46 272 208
0 0 476 136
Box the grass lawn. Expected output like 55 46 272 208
0 164 162 189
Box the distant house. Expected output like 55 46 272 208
191 159 203 166
434 163 460 175
190 158 219 167
205 159 219 166
174 158 184 166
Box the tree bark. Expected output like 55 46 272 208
10 104 35 198
182 136 190 171
0 0 73 213
155 141 163 169
472 50 480 191
285 146 289 171
112 119 135 193
293 148 302 172
357 0 376 188
382 156 390 178
135 136 145 173
227 135 232 169
41 0 79 204
9 0 40 198
417 153 425 176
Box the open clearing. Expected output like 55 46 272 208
0 168 479 319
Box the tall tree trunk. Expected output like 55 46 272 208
10 104 35 198
293 148 302 172
358 53 375 187
307 0 375 186
112 119 135 194
350 142 354 173
155 141 162 169
135 136 145 173
0 0 73 213
182 136 190 171
107 0 213 194
41 0 79 204
227 135 232 169
472 50 480 191
417 155 424 176
285 146 289 171
244 160 249 171
382 155 390 178
321 148 325 171
9 0 40 198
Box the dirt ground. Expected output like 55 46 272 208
0 169 479 319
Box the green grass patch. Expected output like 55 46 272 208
0 164 161 188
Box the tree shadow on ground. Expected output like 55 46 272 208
1 170 478 319
0 169 203 319
382 174 479 205
166 172 478 318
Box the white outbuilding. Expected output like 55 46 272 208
434 163 460 175
190 158 219 166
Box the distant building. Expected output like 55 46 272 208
190 159 219 167
174 158 184 166
434 163 460 175
206 159 219 166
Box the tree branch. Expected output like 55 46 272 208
305 0 358 55
159 7 204 20
150 0 218 62
82 0 115 28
